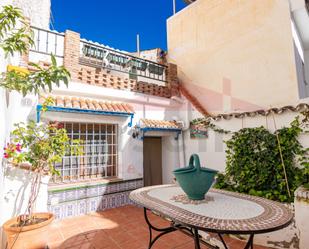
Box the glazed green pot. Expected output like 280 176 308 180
173 154 218 200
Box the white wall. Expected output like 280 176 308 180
182 97 309 173
295 189 309 249
13 0 50 29
162 136 180 183
305 50 309 86
2 167 50 225
0 0 50 29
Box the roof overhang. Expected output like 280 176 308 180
36 105 134 127
134 119 182 140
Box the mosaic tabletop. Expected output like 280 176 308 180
129 185 293 234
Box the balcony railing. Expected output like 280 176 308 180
30 26 64 58
79 40 167 84
28 27 170 87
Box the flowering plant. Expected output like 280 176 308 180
3 120 81 225
3 143 22 160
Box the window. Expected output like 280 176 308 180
52 122 118 183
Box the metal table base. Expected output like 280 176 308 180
144 208 255 249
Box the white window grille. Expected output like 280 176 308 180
52 122 118 183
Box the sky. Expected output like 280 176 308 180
50 0 187 52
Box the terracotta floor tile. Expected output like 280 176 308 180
60 225 84 240
6 205 274 249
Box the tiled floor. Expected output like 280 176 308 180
26 205 272 249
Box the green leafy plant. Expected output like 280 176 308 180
0 5 70 96
300 110 309 189
1 55 70 96
4 118 81 225
215 117 308 202
0 5 34 56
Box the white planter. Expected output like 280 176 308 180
2 165 50 224
254 213 299 249
294 186 309 249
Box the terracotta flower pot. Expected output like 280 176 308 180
3 212 54 249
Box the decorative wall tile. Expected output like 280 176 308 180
48 178 142 219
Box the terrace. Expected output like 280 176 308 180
17 206 271 249
1 1 309 249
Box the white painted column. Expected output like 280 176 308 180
295 187 309 249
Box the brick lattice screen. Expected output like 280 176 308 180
63 30 179 98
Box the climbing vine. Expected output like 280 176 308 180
191 118 231 134
215 115 309 202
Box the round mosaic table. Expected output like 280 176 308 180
129 185 293 249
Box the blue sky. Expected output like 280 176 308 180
50 0 187 52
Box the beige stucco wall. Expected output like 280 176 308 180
167 0 299 112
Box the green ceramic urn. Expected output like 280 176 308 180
173 154 218 200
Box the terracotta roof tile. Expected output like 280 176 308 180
39 95 134 114
140 119 181 129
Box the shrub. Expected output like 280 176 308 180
215 118 307 202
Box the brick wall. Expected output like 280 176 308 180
166 63 179 97
63 30 80 80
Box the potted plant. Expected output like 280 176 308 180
2 118 81 249
0 5 75 248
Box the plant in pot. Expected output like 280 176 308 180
0 5 74 249
3 117 81 249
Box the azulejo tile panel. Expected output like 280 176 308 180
48 178 143 219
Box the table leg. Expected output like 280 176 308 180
244 234 254 249
193 229 201 249
143 208 176 249
218 233 255 249
218 234 229 249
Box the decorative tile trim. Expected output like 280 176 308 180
48 178 143 219
48 178 142 193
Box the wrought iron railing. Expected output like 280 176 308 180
30 26 65 58
79 40 167 83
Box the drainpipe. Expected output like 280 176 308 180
172 96 190 168
180 100 190 167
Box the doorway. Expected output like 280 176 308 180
143 137 162 186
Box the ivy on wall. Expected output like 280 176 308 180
191 118 231 134
214 116 309 202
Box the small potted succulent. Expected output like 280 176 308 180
2 119 81 249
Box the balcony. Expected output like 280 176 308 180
27 27 179 98
80 40 167 85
